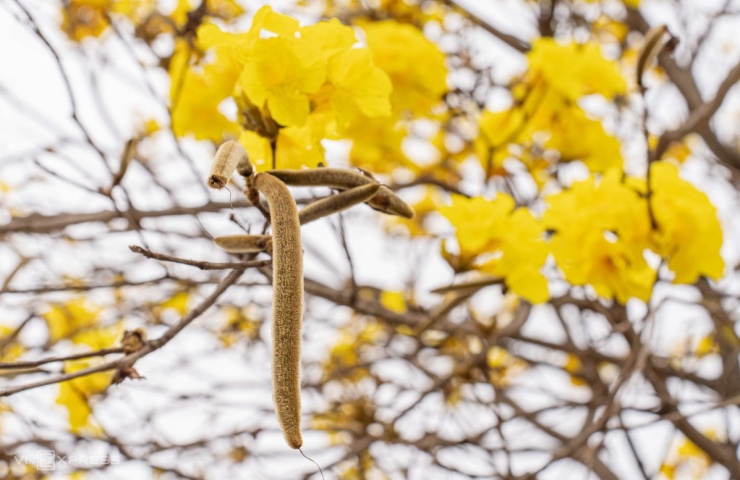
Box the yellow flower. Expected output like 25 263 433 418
327 48 392 127
342 114 412 174
475 108 526 175
380 291 407 313
238 130 273 171
60 0 112 41
651 162 724 283
439 195 550 303
239 37 326 127
544 170 655 303
438 194 514 257
301 19 358 60
362 20 448 115
56 361 111 434
477 208 550 304
238 117 327 171
537 97 623 172
276 124 326 170
169 40 240 141
527 38 627 101
198 7 322 128
44 298 102 343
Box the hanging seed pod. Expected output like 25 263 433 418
637 25 670 90
253 172 304 449
208 141 252 189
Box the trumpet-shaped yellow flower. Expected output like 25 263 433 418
44 298 102 343
239 37 327 127
169 40 240 141
301 19 358 59
238 121 326 171
544 170 655 303
362 20 448 115
477 208 550 304
327 48 392 127
536 98 623 172
527 38 627 101
238 130 273 171
475 108 526 175
439 194 514 256
342 114 412 174
198 5 392 140
651 162 724 283
439 194 549 303
61 0 156 41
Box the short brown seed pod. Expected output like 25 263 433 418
213 234 272 254
253 172 304 449
208 141 252 189
268 168 414 219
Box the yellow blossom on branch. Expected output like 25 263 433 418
544 170 654 303
56 361 111 434
362 19 448 115
327 48 392 128
238 37 327 127
526 38 627 101
439 194 549 303
169 40 240 141
651 162 724 283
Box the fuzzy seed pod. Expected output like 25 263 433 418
268 169 414 219
637 25 669 89
213 234 272 253
253 172 304 449
298 183 381 225
208 141 251 189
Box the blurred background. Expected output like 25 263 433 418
1 0 740 478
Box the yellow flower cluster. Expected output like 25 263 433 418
441 163 724 304
172 6 398 170
476 38 627 186
170 7 448 171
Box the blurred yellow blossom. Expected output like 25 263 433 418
651 162 724 283
544 170 654 303
362 20 448 115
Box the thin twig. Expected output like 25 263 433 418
0 348 124 369
0 269 243 397
129 245 271 270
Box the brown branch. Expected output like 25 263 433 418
653 60 740 161
0 269 243 397
626 9 740 175
130 245 271 270
0 348 124 369
440 0 530 53
0 276 181 295
646 367 740 478
0 201 244 235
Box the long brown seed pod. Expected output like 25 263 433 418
637 24 669 90
298 183 381 225
213 234 272 254
268 168 414 219
253 172 304 449
208 141 251 189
